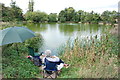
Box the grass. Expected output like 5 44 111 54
58 34 119 78
1 25 119 78
2 33 43 78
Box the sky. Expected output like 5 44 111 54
0 0 119 14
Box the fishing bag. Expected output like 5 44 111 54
33 57 42 67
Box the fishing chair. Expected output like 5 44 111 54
28 47 42 66
43 58 59 78
28 47 40 57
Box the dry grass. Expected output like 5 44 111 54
59 35 118 78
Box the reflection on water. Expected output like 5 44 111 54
24 23 108 55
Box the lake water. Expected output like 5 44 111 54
23 23 109 55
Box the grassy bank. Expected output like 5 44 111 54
2 33 43 78
58 34 118 78
1 22 119 78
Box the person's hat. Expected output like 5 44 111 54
45 50 51 57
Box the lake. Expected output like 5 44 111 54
23 23 110 55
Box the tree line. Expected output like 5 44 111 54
0 2 118 24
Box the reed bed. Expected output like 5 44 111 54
58 34 118 78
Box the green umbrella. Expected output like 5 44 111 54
0 26 35 46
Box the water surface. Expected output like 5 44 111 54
23 23 109 55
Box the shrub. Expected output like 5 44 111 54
3 56 40 78
2 33 43 78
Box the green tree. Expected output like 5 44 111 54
58 10 66 22
10 1 24 21
83 12 91 23
75 10 85 22
48 13 57 22
1 3 11 21
28 0 34 12
109 11 118 24
82 11 101 24
33 11 48 22
73 12 79 22
84 11 95 24
24 12 34 22
1 2 23 22
24 11 48 23
66 7 76 21
101 10 111 24
58 7 76 22
92 13 101 24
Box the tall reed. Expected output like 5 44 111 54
59 34 118 78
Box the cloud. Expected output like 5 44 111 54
0 0 119 14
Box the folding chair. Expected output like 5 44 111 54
28 47 40 57
43 58 59 79
28 47 42 66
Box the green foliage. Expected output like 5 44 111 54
101 10 118 24
25 33 44 51
3 56 40 78
48 13 57 22
78 11 101 24
2 45 40 78
1 2 24 22
24 11 48 23
2 33 43 78
23 12 33 22
1 2 118 24
58 7 76 22
77 10 85 22
58 10 66 22
58 8 118 24
65 7 76 21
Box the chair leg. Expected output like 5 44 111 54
43 70 58 79
43 70 51 78
43 70 46 78
54 71 58 78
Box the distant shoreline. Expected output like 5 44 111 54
0 21 118 28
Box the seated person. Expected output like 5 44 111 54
42 50 68 71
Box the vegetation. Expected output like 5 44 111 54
58 7 76 22
1 25 118 78
0 1 118 24
48 13 57 22
58 34 118 78
1 0 119 78
2 33 43 78
28 0 34 12
24 11 48 23
58 8 118 24
101 10 118 25
1 2 24 22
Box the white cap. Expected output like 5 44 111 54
45 50 51 57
